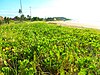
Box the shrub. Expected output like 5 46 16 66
0 20 2 25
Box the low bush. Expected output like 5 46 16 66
0 22 100 75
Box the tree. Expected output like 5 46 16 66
39 18 43 21
31 17 44 21
4 17 7 23
6 17 10 24
32 17 39 21
21 14 25 20
4 17 10 24
14 16 20 21
27 15 31 20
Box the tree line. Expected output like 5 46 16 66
13 15 71 22
0 14 71 25
0 15 44 25
13 15 44 21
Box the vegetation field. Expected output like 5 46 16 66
0 22 100 75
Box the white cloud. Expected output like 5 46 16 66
24 0 100 21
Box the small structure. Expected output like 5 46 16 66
0 16 4 21
54 18 56 21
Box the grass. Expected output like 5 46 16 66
0 22 100 75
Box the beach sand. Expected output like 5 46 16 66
47 21 100 29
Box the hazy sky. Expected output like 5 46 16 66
0 0 100 23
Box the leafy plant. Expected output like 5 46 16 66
0 22 100 75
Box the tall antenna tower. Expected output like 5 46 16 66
29 7 31 18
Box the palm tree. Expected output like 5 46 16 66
19 0 22 14
19 9 22 14
19 0 23 21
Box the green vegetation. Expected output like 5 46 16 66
0 22 100 75
45 17 71 21
0 16 10 25
0 14 71 25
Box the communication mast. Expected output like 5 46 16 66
29 6 31 18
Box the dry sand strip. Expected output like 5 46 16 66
47 21 100 29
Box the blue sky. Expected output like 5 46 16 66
0 0 100 25
0 0 54 17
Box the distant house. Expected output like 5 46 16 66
0 16 4 21
54 18 56 21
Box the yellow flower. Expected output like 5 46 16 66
5 47 9 50
12 49 15 52
3 49 5 51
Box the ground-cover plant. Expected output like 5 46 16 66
0 22 100 75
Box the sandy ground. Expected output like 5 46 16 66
47 21 100 29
